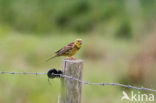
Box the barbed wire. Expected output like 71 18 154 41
0 70 156 92
57 74 156 92
0 71 47 75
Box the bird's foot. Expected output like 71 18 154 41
66 56 76 60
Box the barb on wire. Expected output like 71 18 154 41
56 74 156 92
0 69 156 92
0 71 47 75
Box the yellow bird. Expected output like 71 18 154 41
47 39 82 61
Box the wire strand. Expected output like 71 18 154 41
0 71 156 92
58 74 156 92
0 71 47 75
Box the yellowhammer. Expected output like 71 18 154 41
47 39 82 61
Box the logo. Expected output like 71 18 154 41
121 91 155 102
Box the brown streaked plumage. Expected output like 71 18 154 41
47 39 82 61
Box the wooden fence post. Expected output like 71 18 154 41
58 59 83 103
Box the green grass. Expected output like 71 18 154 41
0 33 148 103
0 0 156 102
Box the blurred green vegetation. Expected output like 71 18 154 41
0 0 155 37
0 34 135 103
0 0 156 103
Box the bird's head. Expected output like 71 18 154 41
74 39 82 48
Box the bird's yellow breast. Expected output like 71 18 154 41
65 46 79 57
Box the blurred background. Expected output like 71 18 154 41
0 0 156 103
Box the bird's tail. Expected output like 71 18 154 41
46 55 57 62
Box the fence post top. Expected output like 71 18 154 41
63 59 83 63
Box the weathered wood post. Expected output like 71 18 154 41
58 59 83 103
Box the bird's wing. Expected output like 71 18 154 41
55 42 74 55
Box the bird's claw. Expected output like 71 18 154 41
66 57 76 60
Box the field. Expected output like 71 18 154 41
0 33 151 103
0 0 156 103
